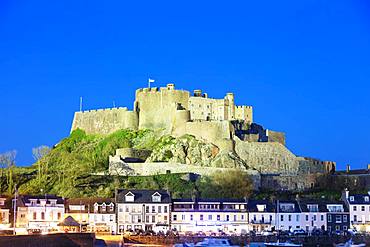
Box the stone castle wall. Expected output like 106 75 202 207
71 107 138 135
108 160 261 189
135 85 190 131
234 138 299 175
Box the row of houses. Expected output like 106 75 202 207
0 189 368 234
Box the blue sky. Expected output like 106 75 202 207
0 0 369 170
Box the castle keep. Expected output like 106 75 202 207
72 83 255 147
71 83 335 191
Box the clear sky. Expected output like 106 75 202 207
0 0 369 170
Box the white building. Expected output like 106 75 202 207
116 189 171 233
247 200 276 233
343 190 370 232
0 196 11 230
276 201 302 231
171 198 248 234
16 195 64 233
65 198 117 233
298 201 327 232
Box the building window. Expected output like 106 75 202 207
41 212 45 220
270 215 273 222
200 215 204 221
296 215 300 221
321 215 324 221
33 212 37 220
109 204 114 211
102 204 106 212
57 212 61 220
335 215 341 223
305 215 309 221
343 226 348 231
164 206 168 213
182 215 185 220
164 216 168 221
328 215 332 222
343 215 347 222
241 215 244 220
354 215 357 222
353 206 357 211
361 206 365 211
336 225 340 231
152 216 155 223
146 206 149 213
217 215 220 221
158 206 162 213
234 215 237 222
152 206 155 213
173 215 177 221
146 216 149 222
208 215 212 220
110 215 114 222
313 215 316 221
280 215 284 221
226 215 230 221
288 215 292 222
190 215 193 221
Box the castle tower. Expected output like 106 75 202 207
226 93 235 120
135 83 190 131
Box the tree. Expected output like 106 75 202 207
197 170 254 199
32 145 51 184
0 150 17 194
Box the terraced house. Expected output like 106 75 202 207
171 198 248 234
343 190 370 232
247 200 276 232
115 190 171 233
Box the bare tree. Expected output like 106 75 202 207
0 150 17 194
32 145 51 184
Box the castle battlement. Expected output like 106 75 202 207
72 83 253 135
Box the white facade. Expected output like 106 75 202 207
116 191 171 233
17 196 64 232
345 192 370 232
171 200 248 234
300 203 327 232
276 202 301 231
0 198 10 230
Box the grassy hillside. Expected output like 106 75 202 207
0 129 252 199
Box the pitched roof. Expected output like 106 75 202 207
247 200 276 213
65 198 114 214
347 194 370 205
116 189 171 203
19 194 64 205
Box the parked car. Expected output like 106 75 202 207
261 230 274 236
293 229 307 236
347 228 359 236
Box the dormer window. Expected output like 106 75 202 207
256 204 266 212
152 192 161 203
30 199 37 206
125 192 135 202
49 199 57 206
40 199 47 206
350 196 354 202
109 203 114 211
365 196 369 202
94 203 99 213
101 203 106 212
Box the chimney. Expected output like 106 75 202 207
345 188 349 199
346 164 350 173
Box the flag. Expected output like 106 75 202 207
148 78 155 83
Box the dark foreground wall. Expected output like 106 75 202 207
0 233 95 247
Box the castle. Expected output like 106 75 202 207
71 83 335 191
